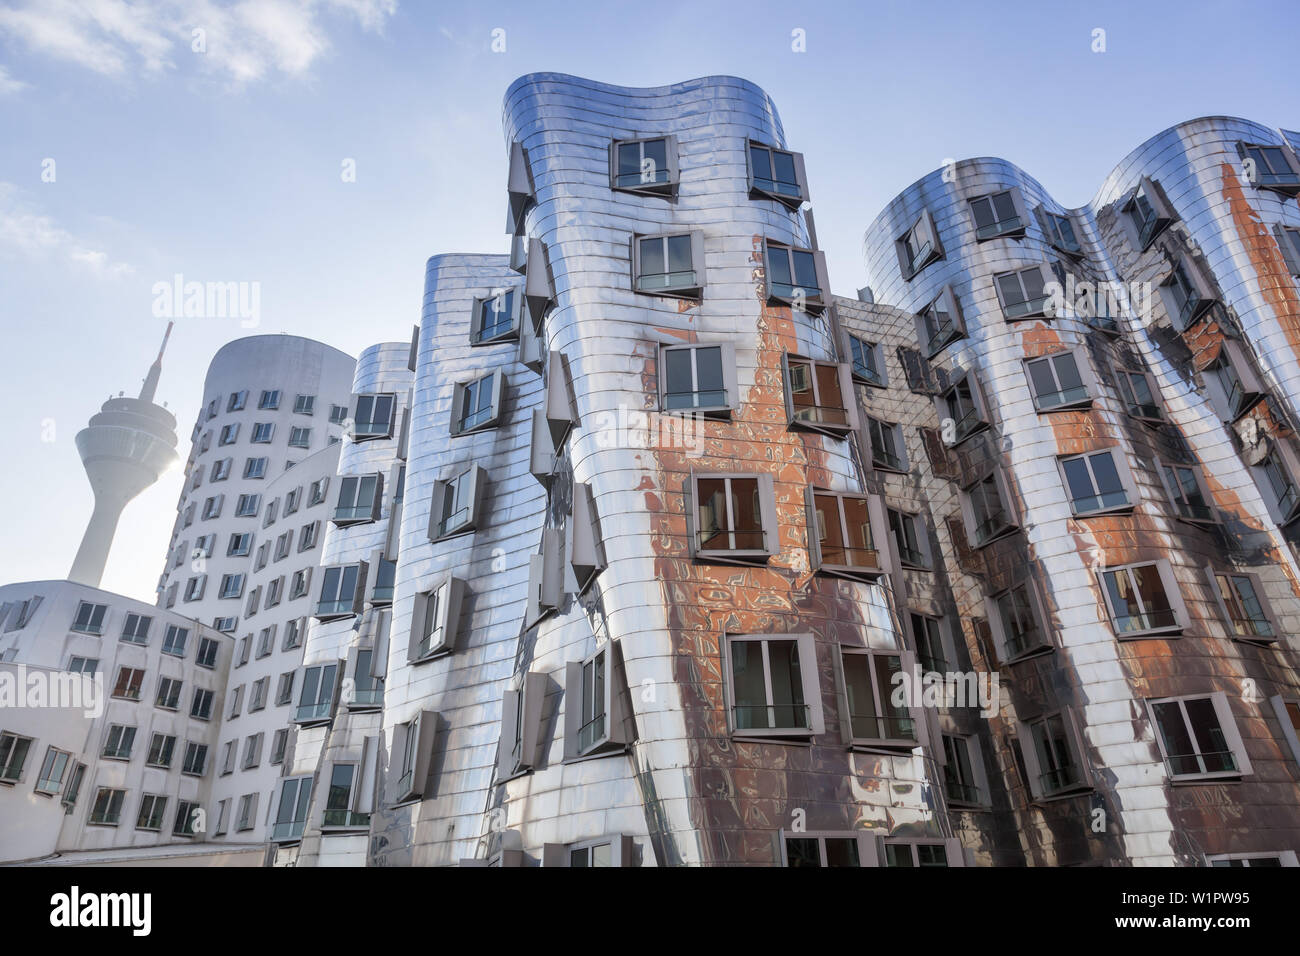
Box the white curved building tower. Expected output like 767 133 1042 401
70 323 180 588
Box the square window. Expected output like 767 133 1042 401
1024 351 1092 411
915 286 965 357
1207 569 1277 644
834 647 915 747
293 394 315 415
228 390 247 412
866 416 907 472
896 210 942 279
353 393 395 440
471 287 522 345
1098 561 1185 637
156 677 182 710
1158 461 1215 524
632 231 703 298
1238 141 1300 195
969 187 1027 241
747 141 808 208
89 788 126 825
196 637 219 669
243 457 267 479
146 733 176 768
295 662 339 724
1036 206 1082 257
333 474 383 524
102 723 136 759
938 374 988 443
450 371 504 436
1018 710 1090 798
70 601 107 635
1114 366 1163 422
986 580 1051 663
218 423 239 445
259 389 281 410
1148 692 1251 781
808 489 885 580
960 469 1018 547
120 612 151 645
288 426 311 449
111 667 145 701
847 335 886 387
316 565 364 620
887 508 930 570
34 746 72 794
1058 450 1135 516
783 355 856 436
994 264 1053 319
0 732 33 782
764 240 827 313
430 466 486 540
251 422 274 443
322 763 371 829
181 742 208 776
659 343 735 416
611 135 678 196
692 474 777 563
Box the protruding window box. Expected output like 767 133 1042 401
429 466 487 541
293 663 339 725
831 647 919 751
782 355 858 437
564 643 634 760
1237 141 1300 197
314 564 366 621
763 240 829 314
1205 567 1279 646
1097 560 1187 638
632 231 704 299
807 489 890 581
610 135 679 197
896 209 942 280
1024 350 1095 412
659 342 736 418
968 187 1028 241
985 578 1053 665
1016 709 1093 801
747 141 809 210
1160 255 1220 332
994 264 1055 320
1123 176 1175 252
689 473 778 565
915 286 965 358
408 576 465 663
1147 692 1252 783
723 633 824 740
1115 366 1164 424
846 334 887 387
332 473 383 526
959 468 1020 548
450 371 505 436
470 287 523 346
936 373 990 445
352 393 396 441
1057 449 1138 517
1158 461 1217 526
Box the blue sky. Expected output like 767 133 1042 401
1 0 1296 602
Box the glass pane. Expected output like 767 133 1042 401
617 142 640 180
639 237 665 276
997 273 1024 307
824 838 861 867
666 234 692 273
772 150 796 186
1027 358 1058 401
1062 457 1098 504
792 250 818 289
731 641 769 729
1184 697 1232 772
663 349 693 408
843 653 876 738
970 196 994 231
694 346 724 404
749 144 772 182
768 248 792 287
730 478 763 549
767 639 805 727
785 837 821 867
1153 701 1198 774
884 844 914 867
696 478 728 549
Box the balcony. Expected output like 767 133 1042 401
314 599 355 620
322 809 370 829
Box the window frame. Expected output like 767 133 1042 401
895 209 942 280
631 229 705 299
1159 254 1219 332
1023 348 1097 412
563 642 633 760
1016 708 1092 801
993 263 1055 320
1237 141 1300 196
967 186 1028 242
1156 459 1217 526
958 466 1020 548
1035 204 1084 258
609 134 680 197
352 393 396 441
886 507 932 571
984 577 1053 665
449 371 505 436
746 140 809 210
1146 691 1252 782
845 334 887 388
830 645 920 751
470 285 524 345
1096 559 1188 638
936 372 990 444
864 416 908 473
1122 175 1174 252
914 286 965 358
1204 567 1279 645
721 632 825 740
657 341 738 418
762 238 830 314
1055 448 1139 517
781 354 859 438
429 465 488 541
688 472 779 565
806 488 890 581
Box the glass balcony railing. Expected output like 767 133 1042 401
1166 750 1237 777
975 215 1022 241
322 809 370 829
437 507 470 538
353 419 391 438
848 713 916 742
753 175 800 198
315 599 354 618
1037 385 1090 409
271 820 306 842
926 320 959 355
950 405 984 441
895 545 927 568
1004 294 1050 319
1229 615 1274 640
771 281 822 302
370 586 394 605
456 405 496 433
350 688 384 708
818 544 880 572
294 701 332 723
332 504 374 522
852 360 885 387
873 447 906 472
698 525 766 553
472 317 515 343
792 404 850 428
1112 607 1178 634
1126 400 1162 420
578 713 607 753
1003 627 1042 660
1174 500 1214 522
1072 489 1131 514
733 703 812 733
637 270 697 293
664 388 727 412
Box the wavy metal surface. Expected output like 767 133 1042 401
861 117 1300 865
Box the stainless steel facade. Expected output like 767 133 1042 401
860 116 1300 865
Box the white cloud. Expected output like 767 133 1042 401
0 64 27 93
0 0 396 86
0 183 133 277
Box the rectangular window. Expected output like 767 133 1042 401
1209 570 1276 643
317 565 363 619
809 490 882 579
764 240 826 312
1149 692 1250 780
1161 256 1219 331
1258 449 1300 524
282 618 304 651
987 581 1050 662
1159 462 1215 523
692 474 776 562
633 231 702 297
202 495 223 519
969 188 1025 240
242 457 267 480
353 393 395 439
564 644 634 757
218 573 245 599
34 746 72 794
940 375 987 443
212 615 236 633
196 637 219 669
1239 142 1300 194
848 335 886 387
882 841 954 868
156 677 182 710
271 728 289 765
111 667 144 701
896 211 941 279
942 734 990 808
781 832 874 868
866 417 906 472
409 577 465 662
1038 206 1082 256
146 733 176 768
784 355 854 436
218 423 239 445
89 788 126 825
370 560 396 607
471 287 521 345
1124 177 1173 251
887 508 929 569
450 371 503 435
251 422 274 443
67 656 98 674
1025 351 1090 411
211 457 233 481
102 724 136 759
1020 712 1088 797
329 404 348 424
259 389 280 409
228 390 247 412
120 612 151 645
181 742 207 776
173 800 201 837
228 532 253 557
431 466 485 540
909 612 950 672
1115 367 1162 421
725 633 822 737
241 733 264 769
612 135 677 193
1099 561 1184 636
747 141 807 208
288 426 311 448
334 474 381 524
1274 224 1300 276
276 671 295 706
1208 852 1297 867
236 793 258 831
994 265 1051 319
1058 450 1133 515
0 732 33 782
290 568 311 599
659 343 734 415
962 471 1017 546
71 601 107 635
835 648 915 746
916 287 964 357
295 663 339 723
293 394 315 415
190 688 213 720
393 712 437 802
323 763 370 828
